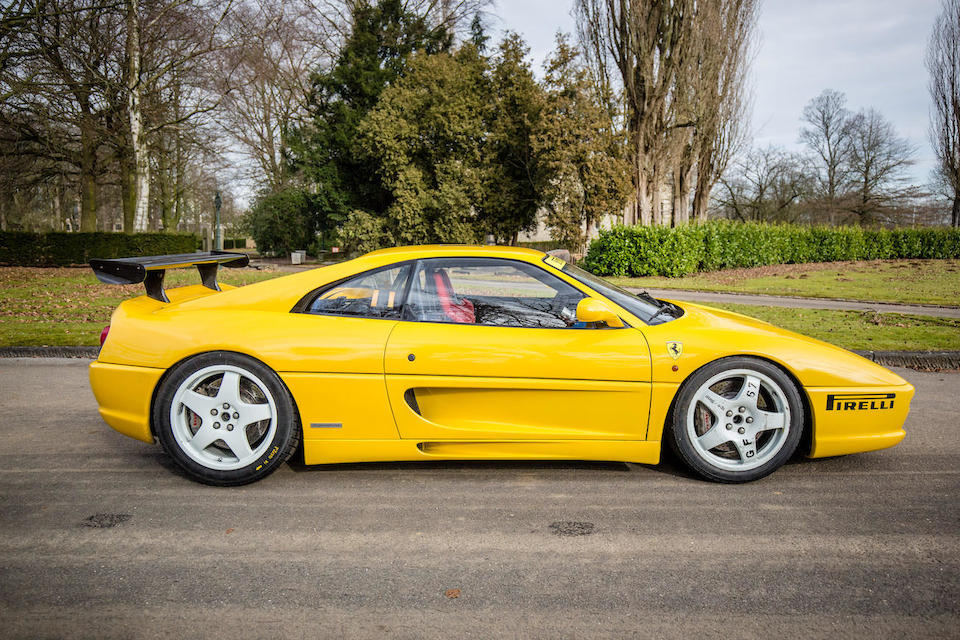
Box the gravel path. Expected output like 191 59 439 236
636 287 960 318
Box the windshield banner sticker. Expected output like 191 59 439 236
543 255 566 270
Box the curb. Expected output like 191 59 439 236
853 350 960 371
0 346 99 358
2 346 958 371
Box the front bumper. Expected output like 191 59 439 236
807 382 915 458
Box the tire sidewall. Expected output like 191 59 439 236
669 357 804 483
153 351 299 486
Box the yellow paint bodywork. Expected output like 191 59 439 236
89 244 913 468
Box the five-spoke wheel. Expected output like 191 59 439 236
668 357 804 482
154 352 300 485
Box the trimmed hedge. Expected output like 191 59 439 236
583 222 960 277
518 240 565 253
0 231 200 267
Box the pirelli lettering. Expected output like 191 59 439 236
826 393 896 411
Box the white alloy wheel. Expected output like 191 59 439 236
169 364 278 471
686 368 791 472
668 357 804 483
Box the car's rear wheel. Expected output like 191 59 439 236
668 357 804 483
154 352 300 486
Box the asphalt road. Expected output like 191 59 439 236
0 358 957 639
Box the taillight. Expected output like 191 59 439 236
99 325 110 347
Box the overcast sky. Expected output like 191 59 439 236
493 0 942 185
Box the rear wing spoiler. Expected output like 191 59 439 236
89 251 250 302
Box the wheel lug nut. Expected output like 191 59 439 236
738 427 745 434
226 424 234 431
725 410 733 417
210 408 218 416
232 412 239 419
223 403 230 409
725 423 732 430
746 417 754 424
738 406 746 413
213 422 220 429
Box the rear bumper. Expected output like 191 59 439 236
807 382 914 458
89 361 165 443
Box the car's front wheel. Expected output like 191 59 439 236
153 352 300 486
667 357 804 483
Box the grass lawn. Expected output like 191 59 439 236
708 303 960 352
1 265 958 351
0 266 285 346
609 259 960 306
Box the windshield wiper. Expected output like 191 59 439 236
646 301 680 325
635 289 662 306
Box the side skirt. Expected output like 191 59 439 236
302 439 661 466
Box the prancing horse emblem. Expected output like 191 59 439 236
666 341 683 360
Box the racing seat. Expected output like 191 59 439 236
430 268 475 324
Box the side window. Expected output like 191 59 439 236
405 258 586 328
306 264 411 319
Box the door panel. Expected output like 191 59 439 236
385 323 650 381
387 375 649 440
385 322 652 440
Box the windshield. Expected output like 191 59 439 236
548 258 683 326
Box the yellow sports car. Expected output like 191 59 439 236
88 245 914 486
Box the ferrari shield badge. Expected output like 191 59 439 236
666 341 683 360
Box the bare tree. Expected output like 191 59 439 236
687 0 756 223
576 0 698 226
799 89 854 224
575 0 756 227
714 145 812 223
844 108 917 224
0 0 125 231
927 0 960 227
123 0 236 231
214 0 333 192
307 0 490 44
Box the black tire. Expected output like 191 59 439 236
153 351 301 486
667 356 804 483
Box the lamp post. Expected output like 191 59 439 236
214 190 222 251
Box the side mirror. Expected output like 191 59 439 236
576 298 625 328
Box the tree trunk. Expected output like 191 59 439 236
158 147 172 231
691 183 709 222
120 148 136 232
649 165 667 226
672 161 693 226
173 131 184 231
79 114 98 232
635 154 654 226
692 147 713 222
51 186 61 230
952 193 959 228
127 0 150 233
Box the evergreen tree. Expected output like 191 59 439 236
534 34 630 251
480 32 546 244
356 45 490 245
287 0 451 222
469 13 489 52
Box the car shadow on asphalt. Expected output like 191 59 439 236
148 437 862 485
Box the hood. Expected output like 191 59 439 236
644 301 910 388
